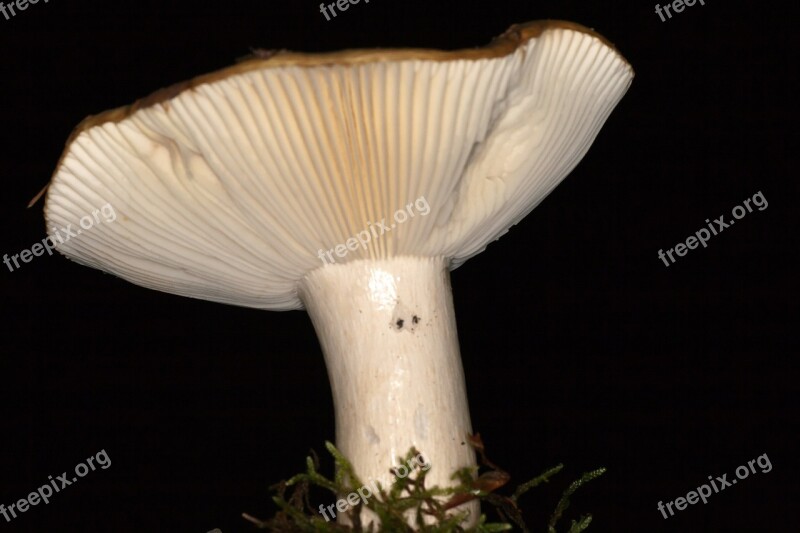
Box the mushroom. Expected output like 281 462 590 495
44 20 632 527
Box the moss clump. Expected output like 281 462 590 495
243 435 604 532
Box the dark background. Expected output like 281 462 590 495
0 0 796 531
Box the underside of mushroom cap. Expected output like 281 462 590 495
44 20 633 310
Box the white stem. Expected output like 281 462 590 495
299 255 478 526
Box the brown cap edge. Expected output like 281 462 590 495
37 20 632 207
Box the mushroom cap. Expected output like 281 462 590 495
44 20 633 310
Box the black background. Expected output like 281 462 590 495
0 1 797 532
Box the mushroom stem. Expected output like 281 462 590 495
299 255 478 526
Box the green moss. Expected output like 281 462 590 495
243 436 604 532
